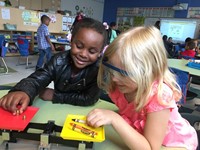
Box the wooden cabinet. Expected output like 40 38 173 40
41 0 61 11
18 0 31 9
30 0 42 10
10 0 19 7
41 0 52 11
2 0 60 11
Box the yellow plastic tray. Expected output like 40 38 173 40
60 114 105 142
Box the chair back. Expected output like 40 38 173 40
171 44 180 58
169 67 190 104
179 55 194 60
0 35 7 57
0 35 5 47
17 38 29 56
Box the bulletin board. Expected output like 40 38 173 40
0 6 63 33
117 7 174 18
116 7 174 32
187 7 200 18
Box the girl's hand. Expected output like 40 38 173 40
0 91 30 115
86 108 118 128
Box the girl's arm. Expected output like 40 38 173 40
87 108 170 150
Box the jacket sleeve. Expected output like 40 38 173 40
9 57 56 103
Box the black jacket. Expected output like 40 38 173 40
10 51 100 106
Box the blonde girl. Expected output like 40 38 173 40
87 26 198 150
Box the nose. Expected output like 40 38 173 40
80 49 88 58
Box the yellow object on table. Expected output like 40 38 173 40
61 114 105 142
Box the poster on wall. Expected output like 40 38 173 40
187 7 200 18
22 11 40 26
39 12 57 23
1 8 10 20
116 7 174 31
117 7 174 18
116 17 134 32
62 16 75 32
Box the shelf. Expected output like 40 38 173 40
0 30 68 52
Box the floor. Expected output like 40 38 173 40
0 55 54 87
0 55 36 85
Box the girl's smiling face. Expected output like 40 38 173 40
71 28 104 69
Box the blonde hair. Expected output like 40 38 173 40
98 26 181 111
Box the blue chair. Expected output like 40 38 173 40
171 44 180 58
179 55 195 60
0 35 8 74
170 67 198 103
169 67 190 104
17 38 32 69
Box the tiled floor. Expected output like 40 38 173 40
0 55 55 88
0 55 37 85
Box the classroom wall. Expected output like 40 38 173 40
60 0 104 21
0 6 63 33
103 0 200 24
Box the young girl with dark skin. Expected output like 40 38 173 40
0 18 107 115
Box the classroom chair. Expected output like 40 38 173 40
170 67 190 104
16 38 33 69
0 35 8 74
170 44 180 58
169 67 197 104
179 55 195 60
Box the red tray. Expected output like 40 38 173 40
0 106 39 131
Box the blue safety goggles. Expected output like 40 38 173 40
102 59 128 76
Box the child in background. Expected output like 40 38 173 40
193 39 200 54
109 22 118 43
86 26 198 150
162 35 173 57
180 40 196 58
70 11 85 32
167 37 174 45
0 18 107 114
36 15 55 70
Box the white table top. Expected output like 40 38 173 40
50 39 70 45
168 59 200 76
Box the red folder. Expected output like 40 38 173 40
0 106 39 131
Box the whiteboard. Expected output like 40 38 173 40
144 17 200 40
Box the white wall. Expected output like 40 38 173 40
61 0 104 21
